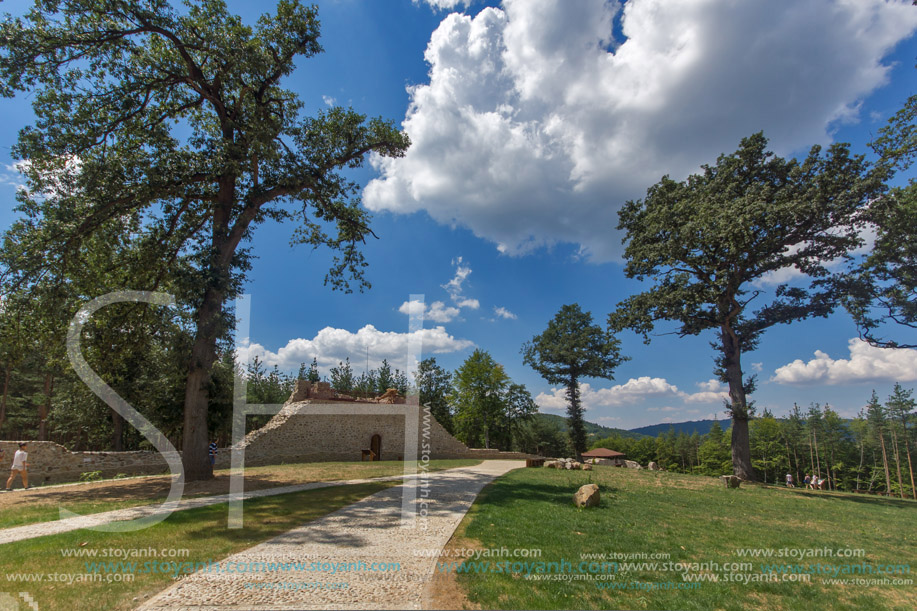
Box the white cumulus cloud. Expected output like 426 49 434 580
772 338 917 385
365 0 917 261
535 375 731 411
441 256 480 309
535 377 681 411
681 379 730 404
236 324 474 374
415 0 474 10
398 299 461 323
493 306 517 320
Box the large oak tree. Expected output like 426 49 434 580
609 133 882 480
0 0 409 480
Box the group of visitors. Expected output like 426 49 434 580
0 442 30 491
785 473 829 490
800 473 828 490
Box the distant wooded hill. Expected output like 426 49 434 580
628 419 732 437
539 414 851 441
535 412 647 440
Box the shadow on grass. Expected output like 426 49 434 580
775 487 917 510
474 478 620 509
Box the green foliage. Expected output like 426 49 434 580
329 358 355 394
306 358 321 384
414 357 452 432
512 416 571 457
0 0 409 479
834 61 916 347
838 187 917 348
79 471 103 482
749 415 784 484
376 358 394 394
523 304 626 456
451 349 536 450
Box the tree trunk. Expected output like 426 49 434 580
856 440 865 492
0 363 9 434
784 439 793 483
899 416 916 501
808 434 815 475
867 448 878 492
879 429 892 495
181 176 246 482
566 374 585 461
731 418 754 480
812 430 821 479
182 286 224 482
720 325 755 480
112 410 124 452
38 373 53 441
890 428 905 499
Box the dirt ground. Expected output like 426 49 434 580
0 472 300 511
0 461 447 511
422 523 484 610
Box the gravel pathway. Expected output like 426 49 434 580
140 460 522 610
0 474 417 546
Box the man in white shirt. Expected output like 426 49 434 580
5 442 29 490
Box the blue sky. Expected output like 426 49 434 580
2 0 917 429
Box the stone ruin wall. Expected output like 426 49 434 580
0 440 168 486
227 400 533 467
1 385 533 484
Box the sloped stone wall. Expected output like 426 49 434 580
1 402 532 485
218 401 533 467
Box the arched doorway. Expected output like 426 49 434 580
370 434 381 461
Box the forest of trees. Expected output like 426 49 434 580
0 1 914 484
590 388 917 499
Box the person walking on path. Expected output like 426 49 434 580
785 473 795 488
5 442 29 491
208 441 218 467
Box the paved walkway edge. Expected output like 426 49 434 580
0 473 420 545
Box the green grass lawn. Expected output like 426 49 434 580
448 466 916 611
0 459 479 529
0 481 395 611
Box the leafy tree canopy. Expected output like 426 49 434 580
609 132 882 479
0 0 410 480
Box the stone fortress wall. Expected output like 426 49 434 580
0 440 169 486
224 401 533 467
1 381 533 485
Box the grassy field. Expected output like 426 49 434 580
0 459 479 529
0 481 395 611
446 466 916 611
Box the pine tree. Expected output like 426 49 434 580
866 391 893 495
414 358 453 432
307 358 321 383
886 383 917 500
329 358 355 394
522 304 625 459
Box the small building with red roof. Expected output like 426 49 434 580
581 447 626 466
